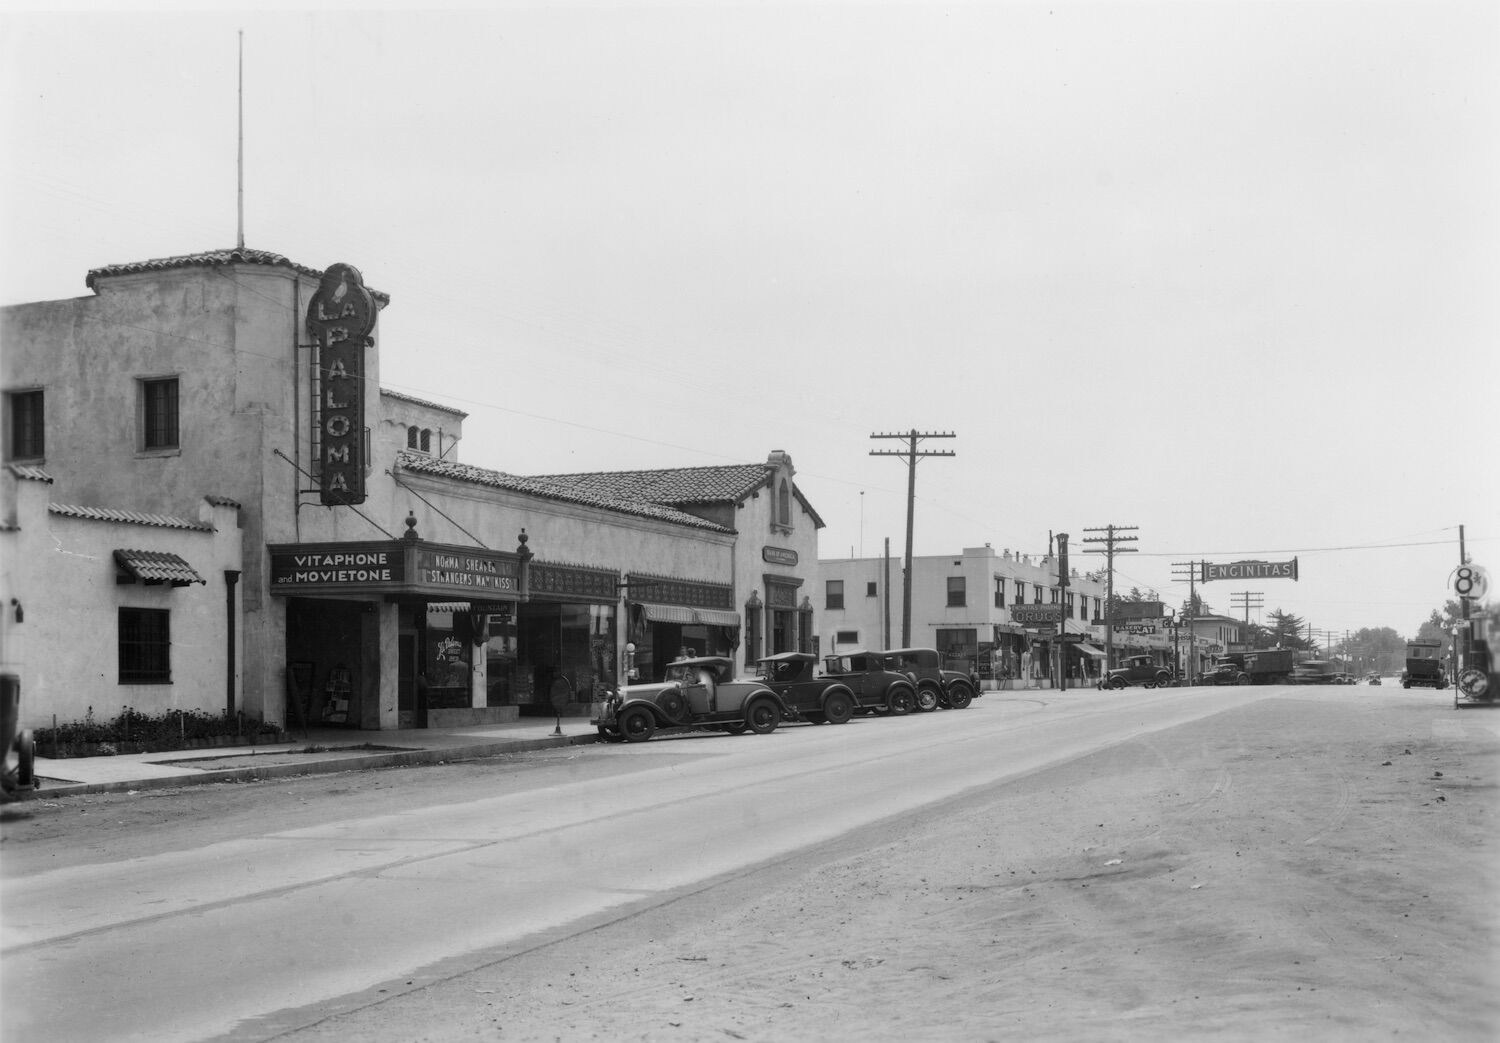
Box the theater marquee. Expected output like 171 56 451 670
269 540 524 601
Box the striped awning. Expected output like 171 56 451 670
114 549 205 586
638 604 741 628
639 603 700 625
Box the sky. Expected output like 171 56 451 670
2 1 1496 642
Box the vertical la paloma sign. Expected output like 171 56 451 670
307 263 377 505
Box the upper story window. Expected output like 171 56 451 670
947 576 966 607
770 477 794 534
406 426 435 454
6 388 44 460
1033 584 1043 604
866 581 877 597
994 577 1005 608
141 377 179 451
825 580 845 610
1014 579 1025 605
1050 587 1059 604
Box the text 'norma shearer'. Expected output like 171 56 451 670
420 553 517 590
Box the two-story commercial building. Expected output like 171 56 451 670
817 544 1116 686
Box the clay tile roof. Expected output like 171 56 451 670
85 247 389 303
204 495 242 508
7 464 53 483
396 452 733 533
114 549 206 586
381 388 468 417
525 464 773 506
529 462 826 528
49 503 214 532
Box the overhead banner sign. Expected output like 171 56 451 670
1201 558 1299 582
307 262 377 506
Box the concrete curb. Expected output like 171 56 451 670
16 731 601 800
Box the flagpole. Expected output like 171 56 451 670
237 29 245 249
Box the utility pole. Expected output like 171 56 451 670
1230 590 1263 625
1082 524 1138 670
1056 532 1070 692
870 430 955 646
1171 559 1200 685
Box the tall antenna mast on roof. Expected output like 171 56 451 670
236 29 245 249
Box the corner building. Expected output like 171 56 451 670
1 248 823 731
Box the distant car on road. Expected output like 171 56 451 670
756 652 858 724
591 656 788 742
1199 662 1248 686
1104 654 1174 689
1290 660 1339 685
1401 640 1447 690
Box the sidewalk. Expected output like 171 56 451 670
17 717 602 799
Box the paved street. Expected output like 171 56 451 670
3 686 1496 1042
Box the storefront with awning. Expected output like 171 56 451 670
626 575 741 682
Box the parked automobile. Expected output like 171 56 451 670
879 647 977 709
819 650 919 716
1366 672 1382 685
591 656 788 742
756 652 859 724
1104 654 1174 689
1 673 37 801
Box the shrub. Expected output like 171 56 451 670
35 706 286 755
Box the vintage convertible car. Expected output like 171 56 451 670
591 656 788 743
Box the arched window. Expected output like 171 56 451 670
407 425 419 449
420 428 432 453
778 478 791 527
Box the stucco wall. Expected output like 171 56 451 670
0 475 243 731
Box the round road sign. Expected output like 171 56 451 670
1450 564 1489 600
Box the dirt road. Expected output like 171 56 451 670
4 689 1497 1041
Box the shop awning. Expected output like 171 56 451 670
1076 642 1107 657
639 602 700 625
114 548 205 586
696 609 742 628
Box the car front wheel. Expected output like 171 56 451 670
915 687 939 712
888 688 914 715
947 684 974 709
746 699 780 735
823 691 854 725
619 706 656 743
1108 676 1127 690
